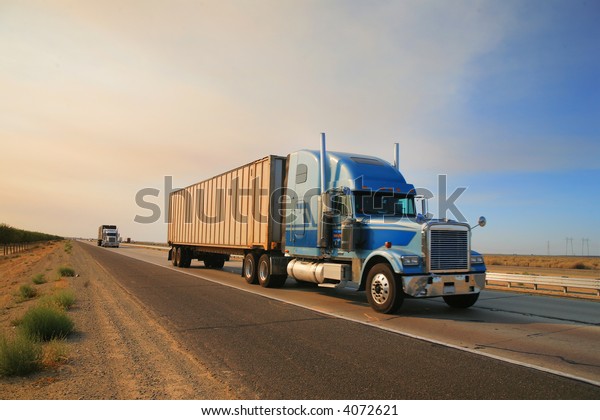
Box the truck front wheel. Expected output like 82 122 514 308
443 293 480 308
366 263 404 314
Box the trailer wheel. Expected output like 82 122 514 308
443 293 480 308
366 263 403 314
173 247 181 267
243 253 258 284
212 256 225 269
257 254 286 288
180 248 192 268
204 255 225 269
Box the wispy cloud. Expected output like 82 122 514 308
1 1 597 244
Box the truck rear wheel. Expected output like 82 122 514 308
443 293 480 308
366 263 403 314
257 254 286 288
243 253 258 284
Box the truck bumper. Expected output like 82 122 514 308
402 272 485 298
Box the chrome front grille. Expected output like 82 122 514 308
428 227 469 272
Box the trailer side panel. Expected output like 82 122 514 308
168 155 286 252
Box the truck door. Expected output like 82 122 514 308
331 192 351 249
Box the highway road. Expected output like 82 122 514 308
79 242 600 399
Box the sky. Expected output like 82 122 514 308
1 0 599 255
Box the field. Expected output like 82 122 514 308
0 240 232 399
485 254 600 278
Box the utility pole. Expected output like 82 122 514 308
587 239 591 256
547 240 550 256
583 238 590 256
566 237 574 255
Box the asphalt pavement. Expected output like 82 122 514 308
80 242 600 399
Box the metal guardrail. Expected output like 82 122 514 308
486 272 600 296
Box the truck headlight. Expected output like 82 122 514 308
401 255 420 266
470 255 485 264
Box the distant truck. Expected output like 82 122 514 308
98 225 119 248
167 135 486 313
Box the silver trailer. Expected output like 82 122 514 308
168 155 286 278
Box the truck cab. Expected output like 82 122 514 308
98 225 120 248
284 149 486 313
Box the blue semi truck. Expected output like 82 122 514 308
168 135 486 313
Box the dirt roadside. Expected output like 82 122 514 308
0 241 236 399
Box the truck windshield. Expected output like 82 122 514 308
354 192 416 217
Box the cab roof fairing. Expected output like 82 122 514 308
291 149 416 194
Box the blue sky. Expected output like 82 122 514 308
1 0 598 255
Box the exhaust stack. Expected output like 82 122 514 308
393 142 400 171
317 133 331 249
320 133 327 193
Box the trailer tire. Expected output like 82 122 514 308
173 247 181 267
443 293 480 308
180 248 192 268
257 254 286 288
243 253 258 284
204 255 225 269
212 257 226 269
366 263 403 314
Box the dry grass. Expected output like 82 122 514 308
485 255 600 271
41 338 69 369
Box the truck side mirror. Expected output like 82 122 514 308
471 216 487 229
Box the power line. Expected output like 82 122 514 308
565 237 574 255
582 238 590 256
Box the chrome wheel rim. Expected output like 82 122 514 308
370 273 390 305
244 257 254 278
258 260 268 282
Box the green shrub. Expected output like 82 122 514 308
19 306 74 341
42 289 76 311
57 266 75 277
32 273 47 284
19 284 37 300
0 334 42 376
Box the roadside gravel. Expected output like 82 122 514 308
0 241 235 399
